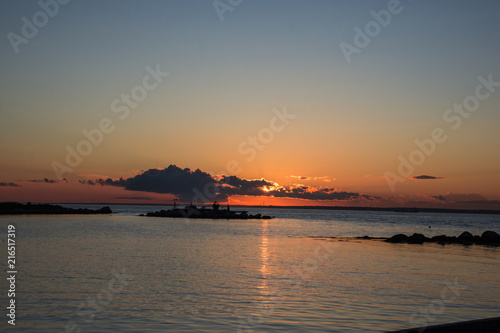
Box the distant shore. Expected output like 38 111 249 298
33 202 500 215
2 202 500 215
0 202 112 215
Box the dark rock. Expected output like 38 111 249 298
481 230 500 244
384 231 500 247
473 235 482 243
97 206 112 214
407 233 429 244
457 231 474 244
431 235 448 242
431 235 450 245
458 231 473 240
385 234 408 243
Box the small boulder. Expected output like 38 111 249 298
457 231 474 244
98 206 112 214
481 230 500 244
385 234 408 243
431 235 448 242
458 231 473 239
431 235 449 245
407 233 429 244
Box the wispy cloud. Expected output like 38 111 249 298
77 179 113 186
115 196 152 200
432 192 486 202
431 192 500 207
25 178 68 184
0 182 20 187
289 175 334 182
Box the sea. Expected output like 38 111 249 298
0 204 498 332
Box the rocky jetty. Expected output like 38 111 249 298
0 202 112 215
385 231 500 246
143 203 272 220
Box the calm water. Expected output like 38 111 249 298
0 206 499 332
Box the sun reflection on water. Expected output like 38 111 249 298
258 220 270 294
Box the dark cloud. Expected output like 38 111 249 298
82 165 376 203
0 182 20 187
411 175 444 180
101 165 216 202
267 186 376 201
78 179 113 186
27 178 67 184
115 196 152 200
432 195 447 202
218 176 275 196
218 176 372 201
218 176 376 201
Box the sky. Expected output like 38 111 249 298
1 0 499 209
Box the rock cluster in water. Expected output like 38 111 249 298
143 205 272 220
385 230 500 246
